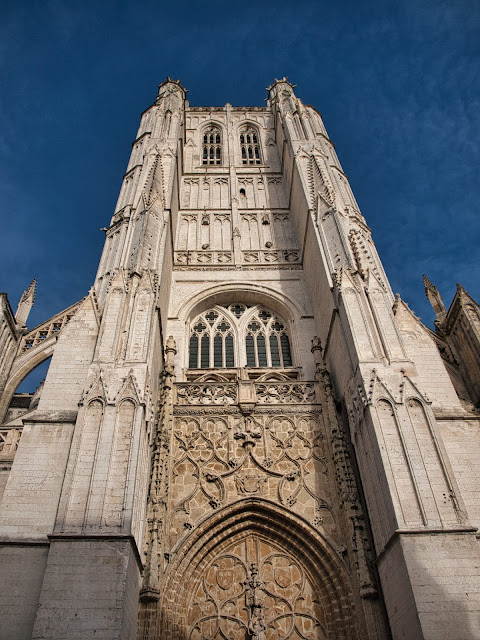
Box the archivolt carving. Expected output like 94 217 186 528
158 502 358 640
187 535 328 639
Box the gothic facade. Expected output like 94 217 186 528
1 79 480 640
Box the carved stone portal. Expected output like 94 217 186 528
187 533 328 639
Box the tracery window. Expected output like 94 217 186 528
239 125 262 165
188 304 292 369
189 309 235 368
202 125 222 165
244 308 292 368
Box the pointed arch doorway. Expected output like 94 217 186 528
159 502 357 640
187 531 326 639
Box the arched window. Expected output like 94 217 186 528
188 309 235 368
188 304 292 369
202 125 222 165
244 308 292 368
239 125 262 165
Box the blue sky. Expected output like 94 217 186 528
1 0 479 342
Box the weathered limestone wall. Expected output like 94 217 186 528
37 296 98 413
0 419 74 538
0 544 49 640
439 418 480 527
396 533 480 639
31 538 141 640
376 536 423 639
394 300 462 411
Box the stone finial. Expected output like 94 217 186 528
311 336 323 365
423 274 447 324
164 335 177 372
266 77 297 92
165 335 176 361
15 279 36 326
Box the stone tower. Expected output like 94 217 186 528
1 78 479 640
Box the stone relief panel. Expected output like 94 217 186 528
181 177 230 210
255 383 316 404
176 211 232 258
168 412 337 549
175 251 233 266
175 382 316 406
64 399 104 528
103 399 136 527
176 383 238 405
375 398 424 528
187 534 328 640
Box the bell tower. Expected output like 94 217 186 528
1 79 480 640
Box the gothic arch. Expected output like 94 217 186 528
0 346 55 422
0 298 84 421
160 499 358 639
174 282 306 325
173 284 307 375
201 121 225 166
237 121 263 165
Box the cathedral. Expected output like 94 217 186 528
1 78 480 640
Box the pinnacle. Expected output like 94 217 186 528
422 274 437 293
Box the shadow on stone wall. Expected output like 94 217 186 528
405 535 480 640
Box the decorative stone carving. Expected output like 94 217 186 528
187 535 327 640
243 251 260 263
235 473 267 495
314 353 378 599
308 155 335 207
176 383 237 405
175 251 233 265
241 213 258 222
283 250 299 262
213 213 230 223
255 382 316 404
263 251 279 262
234 415 262 446
348 226 387 288
169 411 334 547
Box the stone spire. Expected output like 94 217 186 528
423 274 447 324
15 279 36 326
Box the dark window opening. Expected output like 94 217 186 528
202 125 222 165
240 125 262 165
